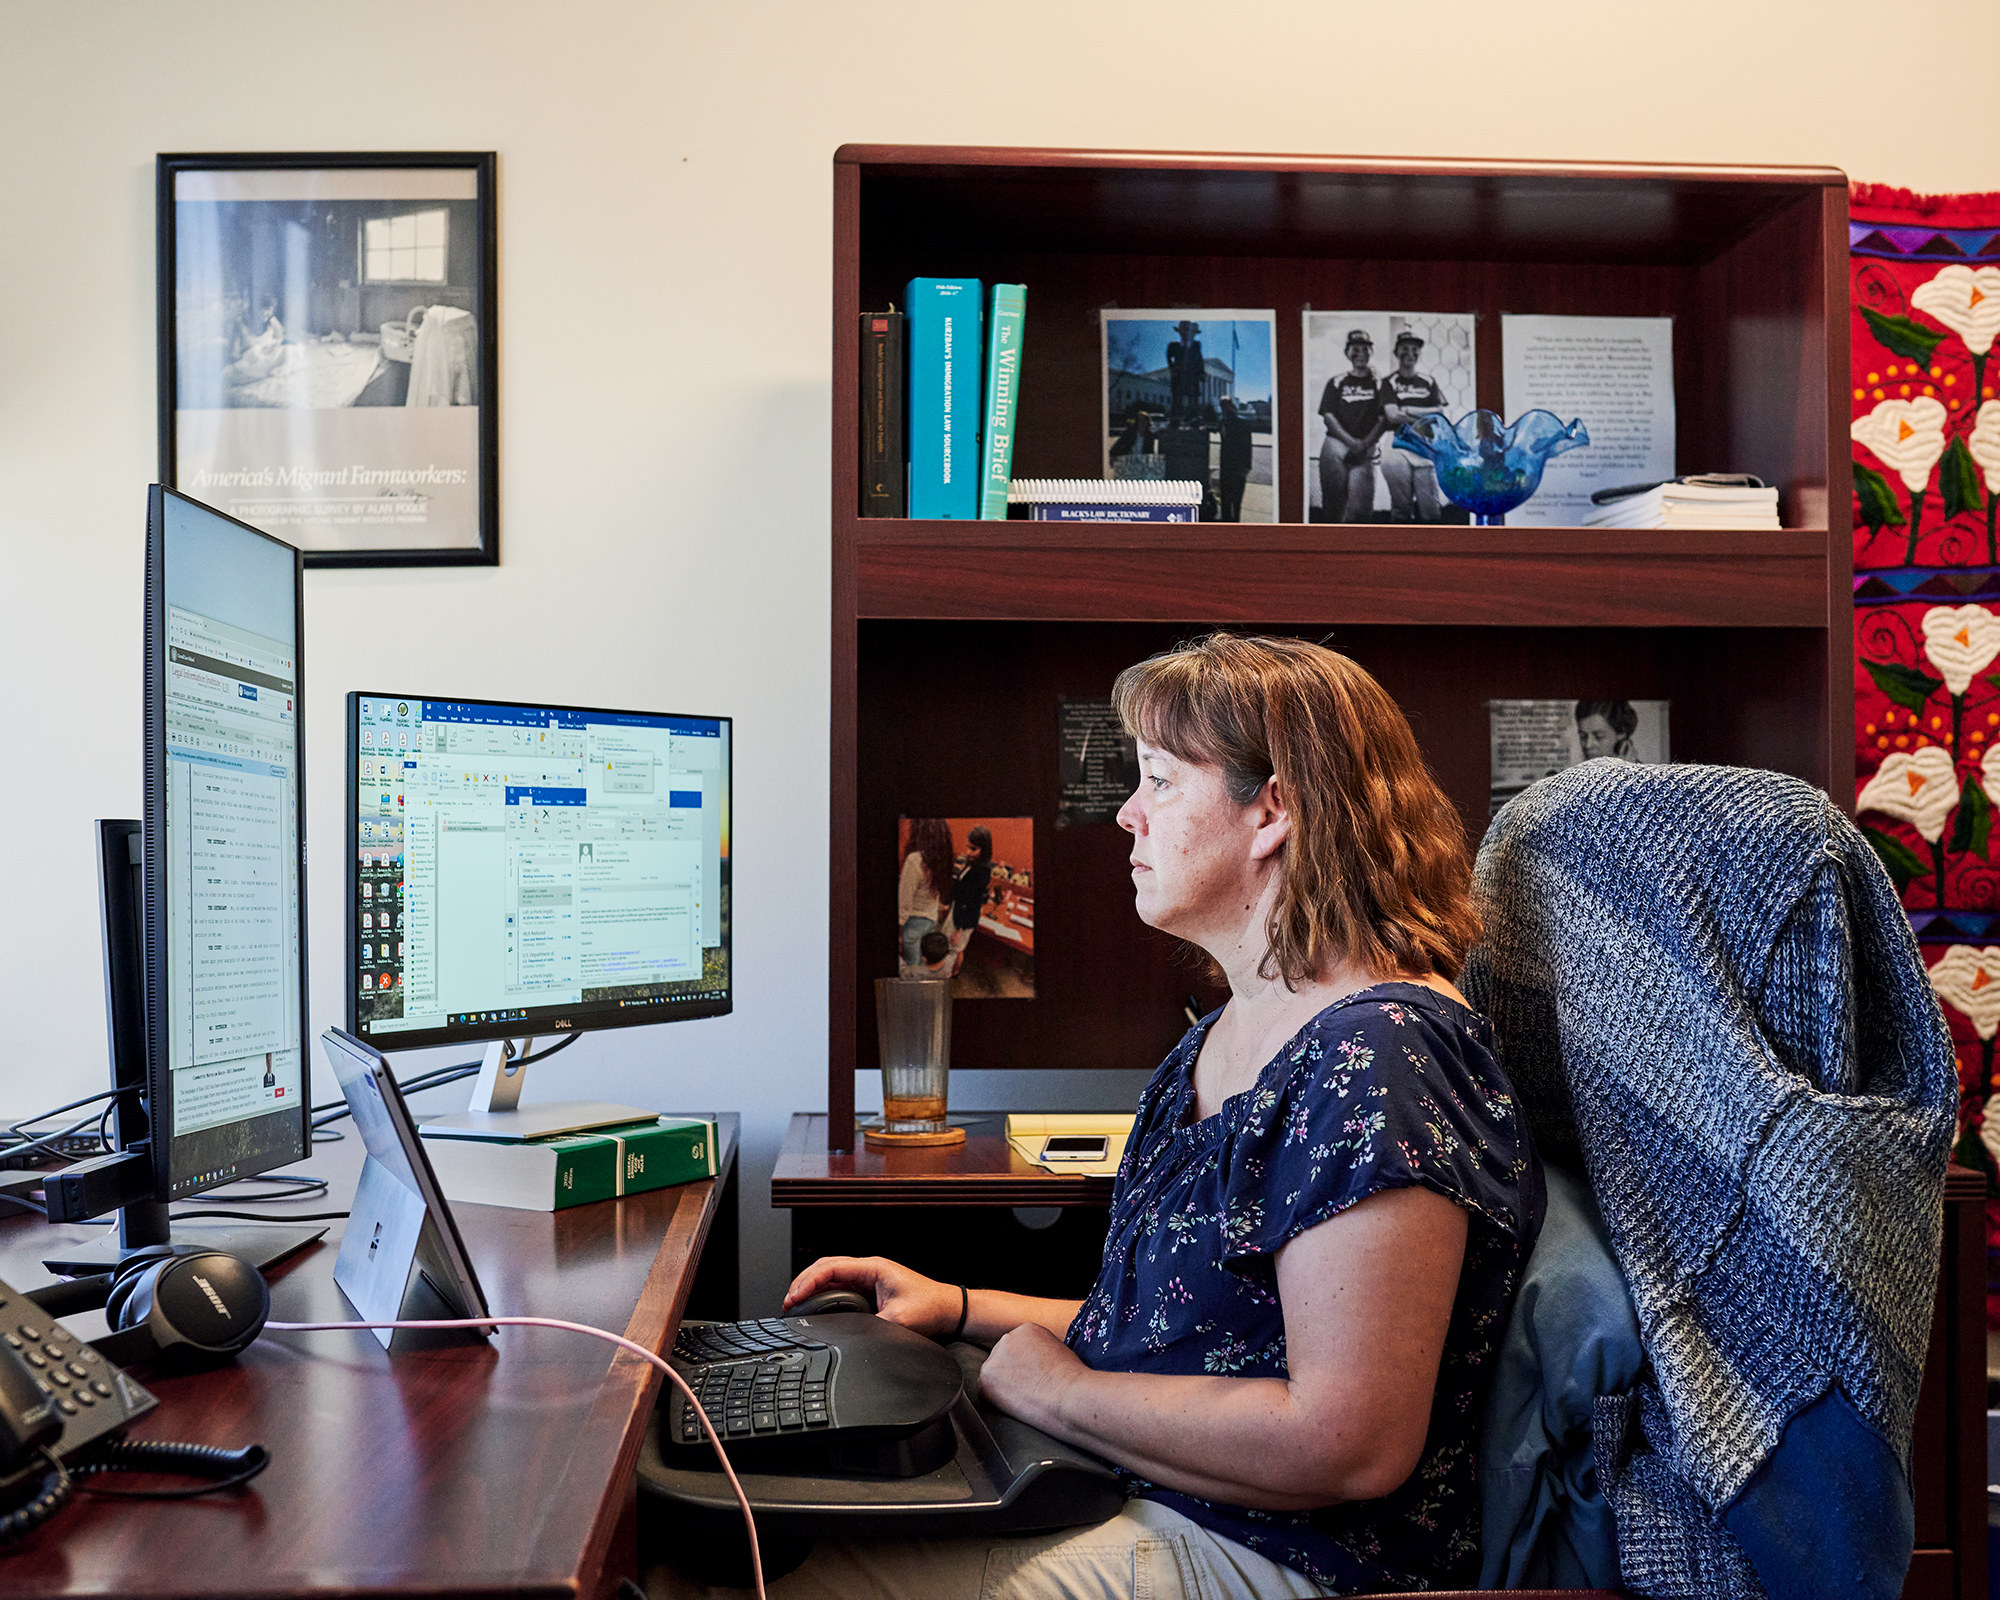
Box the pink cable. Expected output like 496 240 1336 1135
265 1315 766 1600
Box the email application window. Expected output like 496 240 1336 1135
356 699 728 1038
164 606 303 1135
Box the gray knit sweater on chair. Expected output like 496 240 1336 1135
1462 762 1956 1600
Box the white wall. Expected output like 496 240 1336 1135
3 0 1994 1312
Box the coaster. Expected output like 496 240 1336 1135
864 1125 968 1149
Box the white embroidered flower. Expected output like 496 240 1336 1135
1929 947 2000 1039
1922 606 2000 695
1911 265 2000 358
1932 947 2000 1040
1983 739 2000 800
1857 746 1959 842
1851 397 1949 492
1971 401 2000 495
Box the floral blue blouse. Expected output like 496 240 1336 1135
1066 983 1543 1593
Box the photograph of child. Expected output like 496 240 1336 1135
1303 311 1476 523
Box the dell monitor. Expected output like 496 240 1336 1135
45 488 322 1273
345 692 730 1139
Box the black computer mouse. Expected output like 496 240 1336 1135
788 1289 873 1317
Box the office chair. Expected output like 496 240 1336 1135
1463 759 1956 1600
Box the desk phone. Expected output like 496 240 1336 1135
0 1275 156 1478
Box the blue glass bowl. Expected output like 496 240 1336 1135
1392 409 1590 524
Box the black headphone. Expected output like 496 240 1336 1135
34 1248 271 1371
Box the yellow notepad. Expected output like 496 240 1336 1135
1004 1113 1136 1177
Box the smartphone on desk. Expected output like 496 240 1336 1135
1041 1135 1109 1163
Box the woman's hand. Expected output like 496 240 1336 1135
780 1255 961 1337
977 1322 1087 1433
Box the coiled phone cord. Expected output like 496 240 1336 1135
0 1450 68 1545
0 1438 268 1544
266 1314 766 1600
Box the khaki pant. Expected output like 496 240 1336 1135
648 1496 1336 1600
1379 451 1440 522
1316 436 1375 523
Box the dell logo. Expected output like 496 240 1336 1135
192 1274 231 1317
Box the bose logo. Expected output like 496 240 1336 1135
192 1274 231 1317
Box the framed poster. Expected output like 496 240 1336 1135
158 152 498 567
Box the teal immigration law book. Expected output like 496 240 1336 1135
978 284 1027 520
419 1116 720 1211
906 278 982 519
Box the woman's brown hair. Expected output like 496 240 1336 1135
903 816 956 901
1111 633 1480 984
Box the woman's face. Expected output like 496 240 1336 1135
1117 742 1265 939
1577 714 1623 759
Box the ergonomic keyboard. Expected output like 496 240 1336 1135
665 1311 964 1475
670 1317 835 1441
640 1328 1127 1556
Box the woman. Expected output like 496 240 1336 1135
943 823 993 978
1574 699 1638 761
896 817 955 975
759 636 1541 1598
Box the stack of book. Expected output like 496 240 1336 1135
421 1114 718 1212
1582 477 1781 530
858 280 1026 520
1008 479 1203 523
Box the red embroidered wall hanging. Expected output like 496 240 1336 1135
1849 183 2000 1306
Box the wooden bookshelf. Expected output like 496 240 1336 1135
827 146 1852 1150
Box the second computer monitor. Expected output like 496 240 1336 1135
347 694 731 1051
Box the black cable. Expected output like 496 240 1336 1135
0 1449 70 1545
308 1034 580 1130
309 1126 346 1144
0 1107 118 1167
72 1439 269 1501
169 1209 349 1223
3 1088 122 1137
196 1175 330 1206
0 1192 47 1217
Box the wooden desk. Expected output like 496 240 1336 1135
772 1111 1112 1296
0 1114 737 1599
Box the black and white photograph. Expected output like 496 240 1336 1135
1303 310 1476 523
1487 698 1671 815
1101 309 1276 523
160 153 497 565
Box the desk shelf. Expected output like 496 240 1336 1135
851 520 1834 627
827 145 1851 1148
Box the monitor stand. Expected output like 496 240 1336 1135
42 1196 325 1277
416 1037 658 1144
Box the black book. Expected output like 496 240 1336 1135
859 309 906 517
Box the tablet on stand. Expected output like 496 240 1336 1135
320 1027 493 1351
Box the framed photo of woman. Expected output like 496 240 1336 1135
158 152 498 567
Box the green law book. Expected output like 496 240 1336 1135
420 1130 619 1212
605 1117 719 1196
